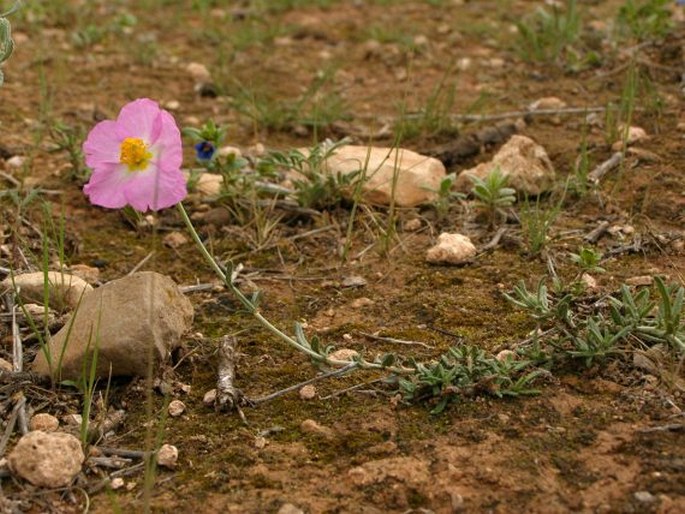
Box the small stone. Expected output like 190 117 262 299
426 233 477 265
5 155 25 169
164 100 180 111
299 385 317 400
203 389 217 406
192 172 223 196
528 96 567 111
456 57 472 71
217 146 242 158
403 218 422 232
625 275 653 287
63 413 83 426
156 444 178 469
186 62 211 83
300 419 335 439
8 431 84 488
29 413 60 432
254 436 267 449
168 400 186 417
126 481 137 491
342 275 367 288
247 143 266 157
580 273 598 291
677 121 685 133
163 231 189 249
329 348 359 362
278 504 304 514
350 297 374 308
611 126 648 150
496 350 516 362
634 491 656 504
110 477 125 490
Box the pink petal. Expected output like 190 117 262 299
150 109 182 172
114 98 162 142
124 166 187 212
82 120 121 169
83 165 130 209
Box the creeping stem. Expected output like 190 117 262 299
176 202 413 375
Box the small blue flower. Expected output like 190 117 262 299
194 141 216 161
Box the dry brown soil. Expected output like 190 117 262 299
1 1 684 513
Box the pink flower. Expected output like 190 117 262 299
83 98 187 212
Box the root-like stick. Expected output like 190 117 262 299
215 336 248 420
8 294 28 435
0 395 26 456
430 121 519 167
252 362 357 405
588 152 623 184
356 331 434 350
479 227 508 253
584 220 611 244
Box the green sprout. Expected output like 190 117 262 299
0 2 20 87
470 167 516 227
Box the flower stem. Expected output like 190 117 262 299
176 202 413 375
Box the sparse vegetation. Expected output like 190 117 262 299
1 0 684 512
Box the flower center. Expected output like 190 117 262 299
120 137 152 172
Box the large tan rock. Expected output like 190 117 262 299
8 431 84 488
301 145 446 207
455 135 555 196
1 271 93 312
32 272 194 380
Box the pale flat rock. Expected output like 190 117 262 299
299 145 446 207
455 135 556 196
1 271 93 311
32 272 194 380
528 96 567 111
8 431 84 488
426 233 477 265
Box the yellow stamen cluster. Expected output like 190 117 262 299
120 137 152 172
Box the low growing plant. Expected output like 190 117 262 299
470 167 516 227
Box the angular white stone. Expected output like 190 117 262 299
455 135 556 196
426 233 477 265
